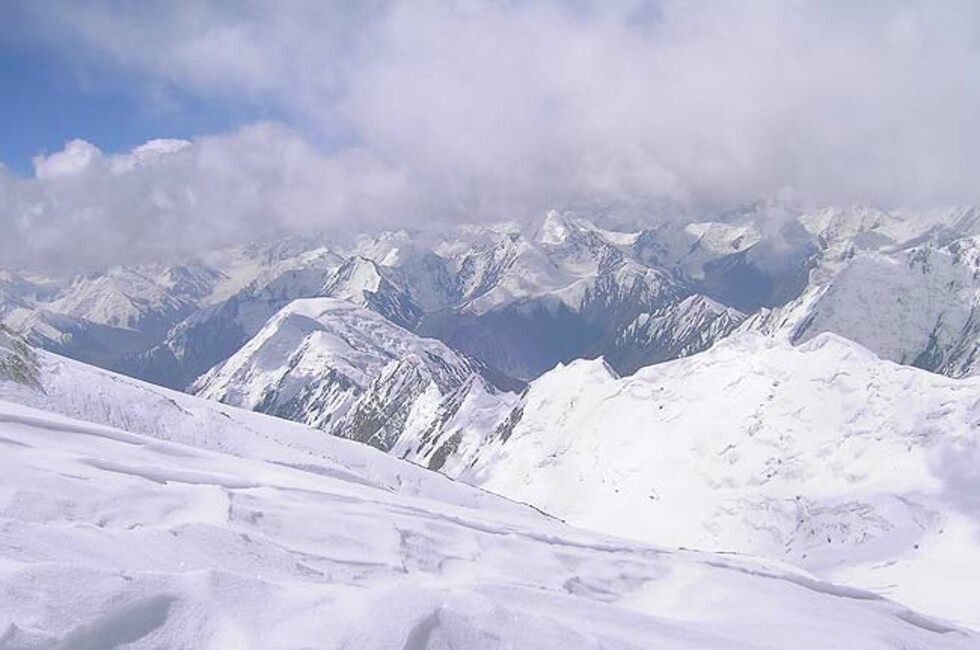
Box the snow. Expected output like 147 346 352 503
685 221 760 253
10 204 980 396
607 293 746 373
794 251 974 363
425 333 980 629
45 267 192 331
192 298 477 436
591 225 641 248
1 349 977 648
537 210 573 245
196 242 342 306
745 218 980 378
393 375 521 474
0 340 527 513
328 256 383 296
460 235 576 315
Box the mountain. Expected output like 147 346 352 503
322 255 423 329
603 293 745 375
391 372 521 472
1 334 976 648
192 297 498 450
412 212 743 380
0 240 345 389
744 206 980 378
0 267 195 375
161 257 341 387
162 252 420 391
629 207 819 312
0 210 809 393
403 332 980 628
0 326 38 387
15 206 980 489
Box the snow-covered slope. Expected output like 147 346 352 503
411 333 980 628
745 205 980 379
392 374 522 474
193 298 492 449
0 332 524 512
1 346 977 648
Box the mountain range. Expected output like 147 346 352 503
4 203 980 636
1 320 976 648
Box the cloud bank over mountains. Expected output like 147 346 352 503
4 0 980 268
2 124 419 269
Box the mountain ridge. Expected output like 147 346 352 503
1 326 977 647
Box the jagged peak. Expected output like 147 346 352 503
676 293 744 318
547 355 621 383
534 210 578 245
325 256 384 295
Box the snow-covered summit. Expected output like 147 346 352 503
193 297 486 445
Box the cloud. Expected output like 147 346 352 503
1 124 418 270
5 0 980 268
341 0 980 209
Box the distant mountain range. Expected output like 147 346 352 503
5 202 980 631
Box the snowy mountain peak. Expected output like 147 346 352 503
322 256 422 329
326 255 383 295
48 266 193 332
193 297 485 447
554 355 621 382
536 209 575 245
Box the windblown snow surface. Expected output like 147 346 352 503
1 345 978 647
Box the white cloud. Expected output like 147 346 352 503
33 140 103 180
6 0 980 268
1 124 419 269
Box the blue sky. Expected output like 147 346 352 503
0 18 281 176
